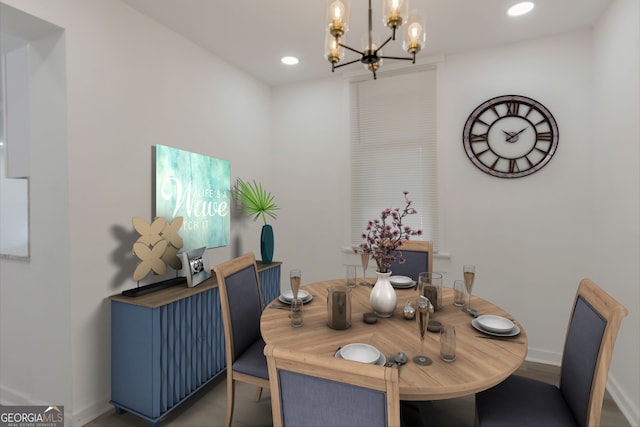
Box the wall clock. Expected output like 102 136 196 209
462 95 559 178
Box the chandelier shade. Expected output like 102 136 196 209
327 0 350 37
383 0 408 30
325 0 425 79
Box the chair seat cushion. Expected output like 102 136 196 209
232 337 269 380
476 375 578 427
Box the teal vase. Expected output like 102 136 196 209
260 224 274 264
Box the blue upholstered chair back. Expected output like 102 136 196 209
224 264 262 360
277 370 389 427
388 250 429 281
560 296 607 427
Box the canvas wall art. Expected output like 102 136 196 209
155 144 230 251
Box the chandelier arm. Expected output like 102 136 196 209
333 58 362 69
324 0 422 79
374 35 395 55
379 55 415 61
339 43 365 56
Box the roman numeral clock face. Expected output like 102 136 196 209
462 95 559 178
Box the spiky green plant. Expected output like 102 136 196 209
232 178 279 225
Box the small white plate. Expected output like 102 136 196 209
390 276 413 286
392 280 416 289
335 347 386 366
476 315 514 333
280 289 311 301
472 318 521 337
338 343 381 364
278 295 312 304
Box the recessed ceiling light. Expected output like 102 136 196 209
281 56 299 65
508 2 534 17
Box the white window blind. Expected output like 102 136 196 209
350 69 438 251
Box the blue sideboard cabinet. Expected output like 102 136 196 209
110 261 281 426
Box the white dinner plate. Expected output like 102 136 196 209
390 276 416 288
390 276 413 286
279 289 312 303
392 280 416 289
335 345 386 366
338 343 380 364
476 315 514 334
472 318 521 337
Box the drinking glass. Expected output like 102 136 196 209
419 272 443 311
346 265 357 288
290 297 303 328
440 325 456 362
418 272 429 296
290 269 302 300
453 280 467 307
359 251 370 286
413 296 433 366
463 265 475 309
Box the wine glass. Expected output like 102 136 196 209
359 251 370 286
463 265 475 310
413 296 434 366
290 269 301 300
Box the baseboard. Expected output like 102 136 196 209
0 384 31 405
527 346 638 426
606 374 640 427
0 385 72 425
1 385 114 427
70 395 113 427
525 346 562 366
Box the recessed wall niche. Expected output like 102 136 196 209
0 3 65 260
0 31 29 259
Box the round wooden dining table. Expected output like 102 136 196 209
260 279 528 401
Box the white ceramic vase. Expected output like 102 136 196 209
370 271 397 317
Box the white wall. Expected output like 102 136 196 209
439 32 597 351
272 2 639 424
592 0 640 421
0 2 72 413
0 0 273 424
0 0 637 425
272 77 351 285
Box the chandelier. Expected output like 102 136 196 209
325 0 425 79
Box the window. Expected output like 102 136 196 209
350 69 438 251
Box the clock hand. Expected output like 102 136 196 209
502 130 516 142
503 127 529 143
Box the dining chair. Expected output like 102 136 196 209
475 278 628 427
264 344 401 427
388 240 433 281
214 252 270 427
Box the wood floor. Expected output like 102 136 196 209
85 361 630 427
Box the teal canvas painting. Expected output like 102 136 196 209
155 145 230 251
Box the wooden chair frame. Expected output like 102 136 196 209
215 252 270 427
388 240 433 281
265 345 401 427
564 278 628 426
475 278 627 427
398 240 433 272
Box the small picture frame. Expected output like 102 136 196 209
181 247 211 288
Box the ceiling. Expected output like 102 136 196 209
122 0 613 87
